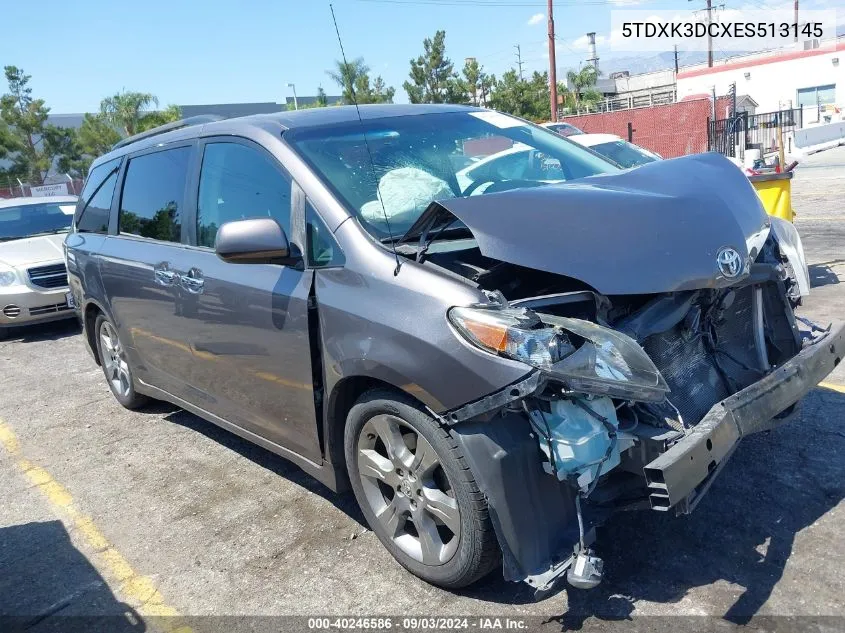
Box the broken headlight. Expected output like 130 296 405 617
448 306 669 402
449 306 575 369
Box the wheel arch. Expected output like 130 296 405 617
82 299 109 366
324 372 435 491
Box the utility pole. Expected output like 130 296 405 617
794 0 799 43
706 0 713 67
691 0 713 67
674 45 679 74
514 45 524 80
548 0 558 122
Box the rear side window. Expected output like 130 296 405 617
197 142 292 248
119 146 191 242
76 158 121 233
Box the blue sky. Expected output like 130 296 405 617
0 0 838 113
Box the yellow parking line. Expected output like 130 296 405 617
0 418 193 632
819 381 845 394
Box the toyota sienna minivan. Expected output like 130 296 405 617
65 105 842 595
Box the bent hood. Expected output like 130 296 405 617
426 152 770 295
0 233 67 268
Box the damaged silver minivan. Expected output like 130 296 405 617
65 105 843 595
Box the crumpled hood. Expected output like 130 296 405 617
430 152 770 295
0 233 67 268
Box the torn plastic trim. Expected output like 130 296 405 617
443 370 543 423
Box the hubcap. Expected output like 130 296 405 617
100 322 131 399
357 414 460 566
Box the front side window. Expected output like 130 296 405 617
197 142 292 248
286 111 616 240
119 146 191 242
306 202 343 267
76 158 121 233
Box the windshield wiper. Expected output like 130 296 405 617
26 229 71 237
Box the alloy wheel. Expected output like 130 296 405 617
100 321 132 399
356 414 461 566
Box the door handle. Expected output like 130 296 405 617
180 268 204 294
154 264 178 286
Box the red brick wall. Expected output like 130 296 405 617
563 97 732 158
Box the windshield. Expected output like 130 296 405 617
0 201 75 242
285 110 617 240
547 123 584 137
590 140 660 169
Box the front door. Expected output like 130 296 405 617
174 139 321 462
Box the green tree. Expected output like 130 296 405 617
100 92 181 136
316 86 328 107
488 70 550 122
565 66 601 112
327 58 394 105
404 30 466 104
0 65 76 185
137 104 182 132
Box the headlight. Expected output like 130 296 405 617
449 305 669 402
0 265 19 287
449 306 574 369
769 216 810 297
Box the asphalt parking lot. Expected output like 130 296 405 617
1 148 844 632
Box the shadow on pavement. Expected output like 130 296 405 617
540 387 845 628
1 319 80 344
161 408 367 526
0 520 144 632
808 261 842 288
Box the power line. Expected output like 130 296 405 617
353 0 641 6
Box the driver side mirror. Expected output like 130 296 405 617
215 217 300 265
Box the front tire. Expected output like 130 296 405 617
344 389 500 589
95 315 148 410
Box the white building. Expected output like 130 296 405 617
677 38 845 124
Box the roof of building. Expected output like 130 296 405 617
179 102 283 119
677 39 845 79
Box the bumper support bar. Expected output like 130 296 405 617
644 322 844 512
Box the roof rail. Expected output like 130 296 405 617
111 115 224 151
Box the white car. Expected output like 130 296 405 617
0 196 78 338
569 134 661 169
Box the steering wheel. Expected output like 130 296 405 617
462 178 495 197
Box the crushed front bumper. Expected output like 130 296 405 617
644 322 844 513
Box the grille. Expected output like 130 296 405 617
643 287 760 427
27 263 68 289
29 302 72 316
2 305 21 318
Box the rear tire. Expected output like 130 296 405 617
344 388 500 589
94 314 148 410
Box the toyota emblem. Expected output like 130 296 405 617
717 247 744 278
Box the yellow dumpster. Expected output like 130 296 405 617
748 171 795 222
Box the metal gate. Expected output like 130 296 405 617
708 108 803 158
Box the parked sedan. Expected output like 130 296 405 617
0 196 77 338
66 105 839 596
570 133 662 168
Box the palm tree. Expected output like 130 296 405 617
100 92 159 136
327 58 370 105
566 66 599 111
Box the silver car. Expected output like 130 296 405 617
0 196 78 338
